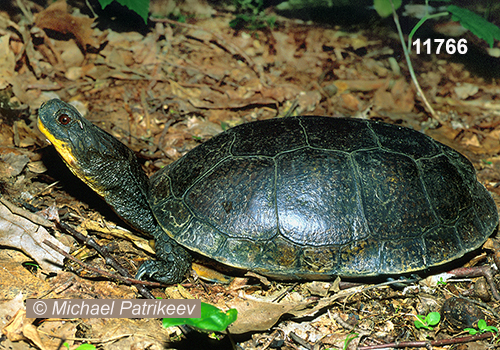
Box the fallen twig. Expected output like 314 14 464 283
359 331 494 349
43 239 160 292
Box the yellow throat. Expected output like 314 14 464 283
37 117 78 169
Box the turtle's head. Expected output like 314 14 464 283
38 99 138 198
37 99 84 170
38 99 157 234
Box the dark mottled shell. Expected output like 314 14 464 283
149 116 498 279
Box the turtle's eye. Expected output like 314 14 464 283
58 113 71 125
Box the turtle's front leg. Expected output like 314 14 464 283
136 233 192 284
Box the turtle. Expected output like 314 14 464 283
37 99 499 284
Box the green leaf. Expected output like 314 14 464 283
426 312 441 326
71 344 96 350
465 327 478 335
486 326 499 333
437 277 447 285
464 319 498 334
343 333 359 350
447 5 500 48
414 315 429 330
476 319 498 333
414 312 440 330
97 0 149 24
373 0 402 18
478 319 487 329
162 302 238 332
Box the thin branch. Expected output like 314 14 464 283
359 331 494 349
390 0 442 123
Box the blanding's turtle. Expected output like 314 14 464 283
38 99 499 283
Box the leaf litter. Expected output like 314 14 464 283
1 0 500 349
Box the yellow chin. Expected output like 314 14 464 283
37 118 78 168
37 118 107 199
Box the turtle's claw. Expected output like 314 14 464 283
136 259 184 284
136 234 192 284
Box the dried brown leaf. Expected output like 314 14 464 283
2 308 47 350
0 202 69 272
226 285 368 334
0 148 29 178
227 299 300 334
34 0 96 50
0 292 24 324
